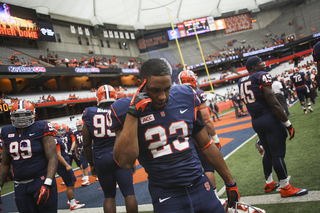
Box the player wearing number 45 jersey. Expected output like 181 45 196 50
239 56 308 197
114 58 240 213
0 100 58 213
82 85 138 213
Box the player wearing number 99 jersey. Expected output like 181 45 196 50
82 85 138 213
0 100 58 213
239 56 307 198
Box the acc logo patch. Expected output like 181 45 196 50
140 114 155 124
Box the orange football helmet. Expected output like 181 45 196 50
57 124 69 137
51 123 60 137
96 85 116 105
178 70 198 88
10 100 35 128
76 120 84 131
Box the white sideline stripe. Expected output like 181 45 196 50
55 191 320 213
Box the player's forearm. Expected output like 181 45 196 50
42 136 58 180
83 145 94 166
57 154 70 168
114 114 139 170
0 164 10 187
70 142 76 151
201 145 234 183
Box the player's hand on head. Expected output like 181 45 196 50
286 125 295 140
225 181 240 208
128 79 152 117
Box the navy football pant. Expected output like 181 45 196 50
15 175 57 213
80 152 89 170
296 85 310 103
57 157 76 187
252 113 288 181
94 152 135 198
149 175 224 213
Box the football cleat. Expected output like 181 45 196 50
220 199 266 213
264 181 280 193
96 85 117 105
67 200 80 205
281 184 308 197
70 203 85 210
81 180 90 186
308 106 313 112
303 110 307 114
177 70 198 88
10 100 35 128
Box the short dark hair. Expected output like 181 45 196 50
140 58 171 80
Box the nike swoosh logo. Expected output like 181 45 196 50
159 197 171 203
41 188 45 194
180 109 188 114
29 133 35 136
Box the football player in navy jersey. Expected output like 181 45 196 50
82 85 138 213
313 41 320 88
177 69 222 198
290 67 313 114
58 124 81 169
239 56 308 197
73 120 90 186
0 100 58 213
114 58 239 213
52 123 85 210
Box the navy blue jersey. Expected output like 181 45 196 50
73 130 83 149
238 71 273 119
82 98 131 157
54 136 68 159
115 85 203 187
290 72 307 88
195 89 207 103
1 121 55 181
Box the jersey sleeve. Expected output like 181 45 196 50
196 90 207 103
43 121 55 137
257 72 273 89
111 98 131 129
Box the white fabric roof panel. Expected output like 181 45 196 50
3 0 276 29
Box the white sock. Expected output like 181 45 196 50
280 177 289 188
70 198 76 206
266 173 273 184
83 176 89 181
213 188 219 199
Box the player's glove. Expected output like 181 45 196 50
255 138 264 156
225 181 240 208
34 179 53 205
127 79 151 117
286 125 295 140
68 150 73 156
